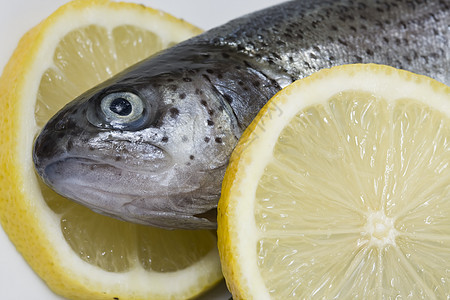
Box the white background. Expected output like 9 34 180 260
0 0 283 299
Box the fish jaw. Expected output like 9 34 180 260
39 156 221 229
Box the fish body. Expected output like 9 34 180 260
33 0 449 229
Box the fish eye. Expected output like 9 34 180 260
100 92 144 127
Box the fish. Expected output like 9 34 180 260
33 0 449 229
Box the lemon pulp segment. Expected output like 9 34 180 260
256 92 449 298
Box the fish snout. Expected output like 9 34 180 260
33 127 67 181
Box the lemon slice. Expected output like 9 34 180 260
0 0 223 299
218 64 450 299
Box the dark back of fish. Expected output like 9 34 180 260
195 0 449 85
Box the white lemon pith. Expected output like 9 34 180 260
0 1 223 299
218 64 449 299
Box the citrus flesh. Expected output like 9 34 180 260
218 64 449 299
0 0 223 299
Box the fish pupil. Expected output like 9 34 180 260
110 98 132 116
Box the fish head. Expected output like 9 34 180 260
33 50 241 229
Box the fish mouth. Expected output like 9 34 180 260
38 157 217 229
38 156 191 208
40 156 158 194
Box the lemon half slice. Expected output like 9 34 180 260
0 0 223 299
218 64 449 299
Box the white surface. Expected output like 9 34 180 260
0 0 283 299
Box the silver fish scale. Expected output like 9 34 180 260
191 0 449 85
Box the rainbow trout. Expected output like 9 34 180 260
33 0 449 229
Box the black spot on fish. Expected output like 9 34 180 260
115 156 121 162
204 137 210 143
55 118 77 131
403 55 412 64
329 55 335 61
223 94 233 104
182 136 188 142
66 140 73 151
168 84 177 92
429 52 440 59
354 55 363 63
217 74 223 79
208 109 215 116
166 78 174 82
200 100 208 107
207 120 214 126
235 65 242 70
271 52 281 60
179 93 186 100
337 38 348 46
222 53 230 59
169 107 180 118
215 137 223 144
189 155 195 160
358 2 367 9
366 49 374 56
187 69 197 76
161 136 169 143
206 69 214 74
310 53 317 59
383 37 389 44
276 40 286 46
398 21 407 29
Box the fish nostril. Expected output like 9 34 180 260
53 116 78 131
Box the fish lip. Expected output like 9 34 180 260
40 156 173 198
40 158 217 228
